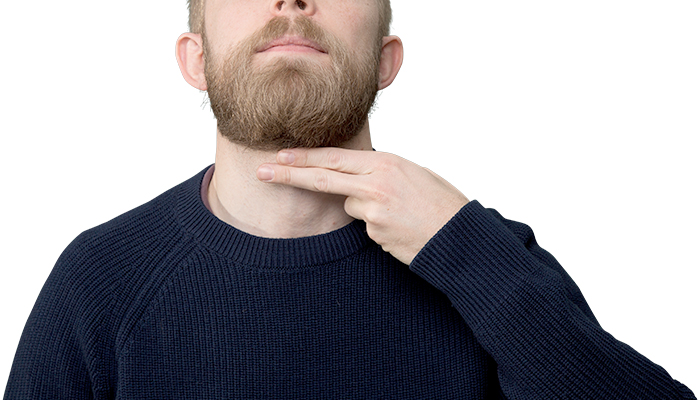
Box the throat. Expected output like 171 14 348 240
207 164 354 239
207 122 372 239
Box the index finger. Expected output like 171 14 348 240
276 147 377 175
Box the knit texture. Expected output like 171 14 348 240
4 165 696 399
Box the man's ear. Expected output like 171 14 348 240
377 35 404 90
176 33 208 91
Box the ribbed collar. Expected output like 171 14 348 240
176 165 371 270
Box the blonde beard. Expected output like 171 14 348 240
203 16 381 151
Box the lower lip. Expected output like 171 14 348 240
261 45 325 54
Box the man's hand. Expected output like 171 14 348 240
257 148 469 265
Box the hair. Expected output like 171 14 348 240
187 0 392 38
205 16 382 151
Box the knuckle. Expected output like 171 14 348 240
369 188 388 204
376 157 398 173
364 206 385 225
313 172 330 192
279 168 293 184
343 200 354 216
325 150 345 170
360 183 390 204
365 226 390 253
365 224 379 240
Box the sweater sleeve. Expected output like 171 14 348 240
4 234 113 400
409 200 696 400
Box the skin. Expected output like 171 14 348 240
258 148 470 264
175 0 469 264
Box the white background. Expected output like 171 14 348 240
1 0 698 394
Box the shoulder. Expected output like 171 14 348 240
65 180 180 270
47 167 209 312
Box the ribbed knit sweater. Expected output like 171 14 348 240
4 165 696 399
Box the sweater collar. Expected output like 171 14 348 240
176 165 370 269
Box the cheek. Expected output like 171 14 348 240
321 2 380 53
204 3 268 54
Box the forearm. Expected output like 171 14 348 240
410 200 696 399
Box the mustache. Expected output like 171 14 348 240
243 16 339 57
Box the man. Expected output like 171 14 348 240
3 0 697 399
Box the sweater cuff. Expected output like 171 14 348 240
409 200 541 329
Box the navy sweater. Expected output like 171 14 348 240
4 166 696 399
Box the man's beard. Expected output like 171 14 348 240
203 16 382 151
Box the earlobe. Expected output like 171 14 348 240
377 35 404 90
176 33 208 91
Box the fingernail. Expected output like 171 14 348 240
278 151 295 165
257 166 275 181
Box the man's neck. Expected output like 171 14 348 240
208 125 373 238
